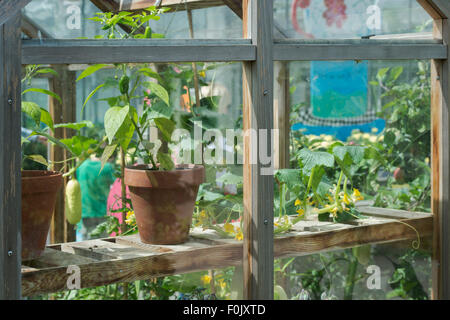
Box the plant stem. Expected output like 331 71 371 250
335 171 344 210
344 253 358 300
120 147 128 235
304 167 315 205
124 89 157 169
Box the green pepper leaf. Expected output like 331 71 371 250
100 144 117 172
143 81 169 106
76 64 110 82
22 88 62 104
104 105 130 144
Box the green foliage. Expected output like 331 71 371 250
387 250 429 300
21 65 103 175
83 8 178 171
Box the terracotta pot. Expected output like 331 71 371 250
124 164 205 245
22 170 63 261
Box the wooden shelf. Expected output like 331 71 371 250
21 206 432 297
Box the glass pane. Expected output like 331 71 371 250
21 60 244 300
274 241 432 300
273 59 432 299
23 0 242 39
274 0 432 40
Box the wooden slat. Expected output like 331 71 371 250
22 39 256 64
119 0 224 11
49 65 77 244
273 61 290 170
21 14 51 39
274 40 447 61
116 234 217 252
417 0 450 19
431 17 450 300
61 239 159 260
23 248 97 269
275 215 433 259
431 0 450 18
90 0 121 12
22 39 446 65
357 206 432 220
21 207 433 297
0 13 22 300
242 0 274 300
0 0 31 27
223 0 242 18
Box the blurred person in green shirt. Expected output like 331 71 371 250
76 157 116 240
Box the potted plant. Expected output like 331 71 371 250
82 7 205 244
21 65 102 260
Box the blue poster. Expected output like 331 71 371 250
311 60 368 118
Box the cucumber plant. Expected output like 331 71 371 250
275 142 383 227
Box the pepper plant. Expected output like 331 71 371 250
81 7 176 172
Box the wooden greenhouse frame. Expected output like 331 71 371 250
0 0 449 300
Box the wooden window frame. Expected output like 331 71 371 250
1 0 449 300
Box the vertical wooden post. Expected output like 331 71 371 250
0 13 22 300
431 17 450 300
49 65 77 244
274 61 290 170
242 0 274 300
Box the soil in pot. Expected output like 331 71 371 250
22 170 63 261
124 164 205 245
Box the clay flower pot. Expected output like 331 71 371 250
22 170 63 261
124 164 205 245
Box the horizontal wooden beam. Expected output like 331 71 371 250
274 40 448 61
119 0 224 11
22 39 256 64
22 38 448 65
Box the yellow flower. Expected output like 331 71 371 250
200 210 207 218
294 199 301 206
296 209 305 216
274 222 280 227
201 274 211 285
199 70 206 78
343 193 350 205
353 188 364 201
218 279 227 289
125 211 136 225
224 223 235 234
331 206 338 217
234 227 244 241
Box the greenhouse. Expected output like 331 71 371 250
0 0 449 302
